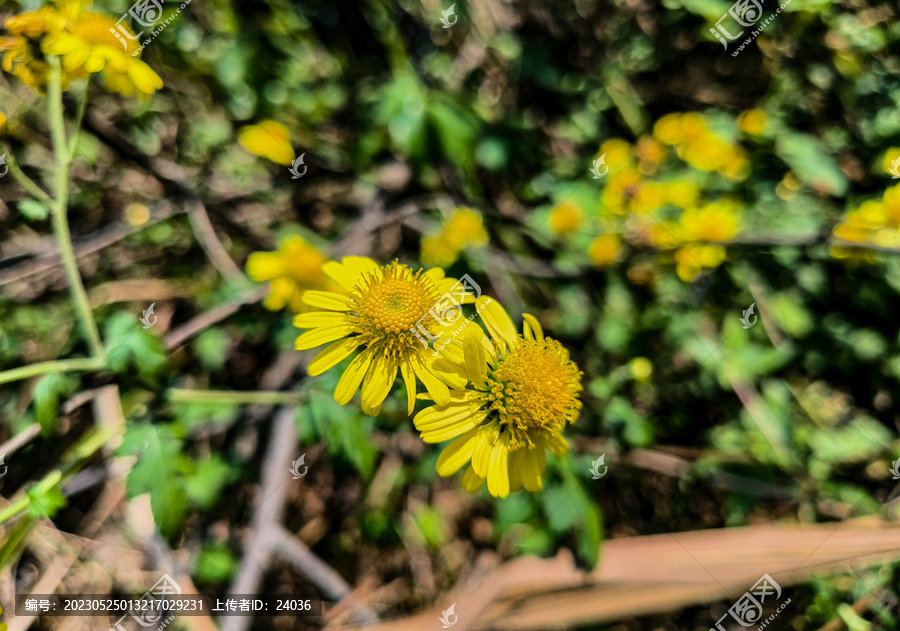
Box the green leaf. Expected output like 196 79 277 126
559 459 603 569
103 312 168 379
335 412 377 479
33 373 78 436
185 455 238 509
18 199 50 221
26 485 67 519
192 328 230 371
195 542 238 584
774 133 848 196
120 423 189 537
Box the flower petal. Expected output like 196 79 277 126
435 426 481 476
294 325 354 350
400 359 417 415
463 333 487 388
487 441 510 498
360 353 397 416
334 347 374 405
293 311 348 329
324 256 380 291
477 297 518 351
522 448 544 492
306 338 361 376
522 313 544 342
462 466 485 492
302 290 352 311
411 353 450 406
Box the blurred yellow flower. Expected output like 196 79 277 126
420 208 488 267
883 147 900 178
598 138 632 172
246 235 334 313
601 167 666 215
653 111 749 181
680 200 740 243
414 299 582 497
666 179 700 208
629 356 653 381
635 136 665 173
294 258 472 416
41 12 163 96
549 202 582 236
588 234 622 267
238 120 294 165
832 183 900 258
675 244 727 282
738 109 767 135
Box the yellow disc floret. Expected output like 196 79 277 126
348 263 442 361
483 336 583 451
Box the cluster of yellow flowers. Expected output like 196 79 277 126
248 243 585 498
653 112 750 181
547 112 747 281
832 183 900 257
420 208 489 267
0 0 162 96
291 256 583 498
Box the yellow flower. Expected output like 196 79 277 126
666 180 700 209
420 208 488 267
653 113 684 145
0 7 66 89
549 202 582 236
675 244 726 282
635 136 665 172
415 298 582 497
420 234 459 268
738 109 767 135
598 139 632 171
0 604 6 631
629 357 653 381
680 200 740 242
246 235 334 312
41 12 163 96
293 258 473 416
445 208 488 248
588 234 621 267
238 120 294 165
883 148 900 178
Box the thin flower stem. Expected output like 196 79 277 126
68 75 91 160
2 150 54 206
0 357 104 385
166 388 303 406
47 56 104 358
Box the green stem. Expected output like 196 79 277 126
166 388 303 406
2 149 54 207
47 56 103 358
0 357 104 385
68 75 91 160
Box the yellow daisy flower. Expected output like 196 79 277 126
293 257 474 416
415 298 583 498
238 120 294 165
245 235 335 312
549 202 583 236
588 234 622 267
41 12 163 96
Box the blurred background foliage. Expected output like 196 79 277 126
3 0 900 628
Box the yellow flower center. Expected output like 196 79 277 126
73 13 123 48
348 263 441 360
483 337 582 450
